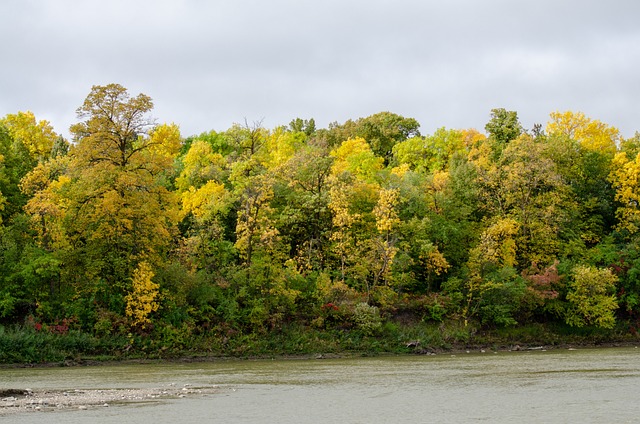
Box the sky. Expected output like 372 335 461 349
2 0 640 139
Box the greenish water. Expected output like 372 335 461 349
3 347 640 423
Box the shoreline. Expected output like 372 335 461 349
0 385 219 416
2 339 638 369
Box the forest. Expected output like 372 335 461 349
1 83 640 362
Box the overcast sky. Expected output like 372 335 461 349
2 0 640 139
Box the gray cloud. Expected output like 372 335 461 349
2 0 640 139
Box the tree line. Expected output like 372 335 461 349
1 83 639 341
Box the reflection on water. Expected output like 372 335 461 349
2 347 640 423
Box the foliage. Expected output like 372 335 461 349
353 302 382 336
3 88 640 361
124 261 160 329
565 265 618 329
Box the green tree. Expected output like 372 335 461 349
319 112 420 162
392 128 465 172
546 111 619 245
289 118 316 136
485 108 523 145
275 141 333 272
565 265 618 329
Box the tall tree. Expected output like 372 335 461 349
485 108 523 145
546 111 619 244
319 112 420 162
471 134 570 267
25 84 181 321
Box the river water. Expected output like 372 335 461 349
2 347 640 423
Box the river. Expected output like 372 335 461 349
2 347 639 423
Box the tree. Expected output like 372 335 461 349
227 119 268 159
1 111 58 162
485 108 523 145
289 118 316 136
319 112 420 162
546 111 619 244
0 116 58 221
234 173 279 267
610 150 640 235
175 138 233 272
0 148 6 225
275 142 333 272
462 217 525 326
369 188 401 296
565 265 618 329
124 261 160 329
356 112 421 161
330 137 384 183
67 86 180 267
393 128 466 173
471 134 570 267
70 84 155 167
23 84 181 320
546 111 619 155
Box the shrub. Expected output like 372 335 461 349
353 302 382 336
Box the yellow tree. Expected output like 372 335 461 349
328 137 382 288
234 173 280 266
1 111 58 161
175 138 233 272
124 261 160 329
565 265 618 329
27 84 182 315
370 188 400 290
471 134 569 267
328 181 360 282
610 151 640 234
20 156 72 251
330 137 384 183
547 111 619 155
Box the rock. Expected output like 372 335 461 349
2 397 17 402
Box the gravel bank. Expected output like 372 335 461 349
0 385 219 415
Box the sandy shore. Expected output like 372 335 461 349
0 385 219 415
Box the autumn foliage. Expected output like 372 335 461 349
2 86 640 348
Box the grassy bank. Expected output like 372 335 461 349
2 319 639 366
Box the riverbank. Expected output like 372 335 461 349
2 320 639 367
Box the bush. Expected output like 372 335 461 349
565 265 618 329
353 302 382 336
